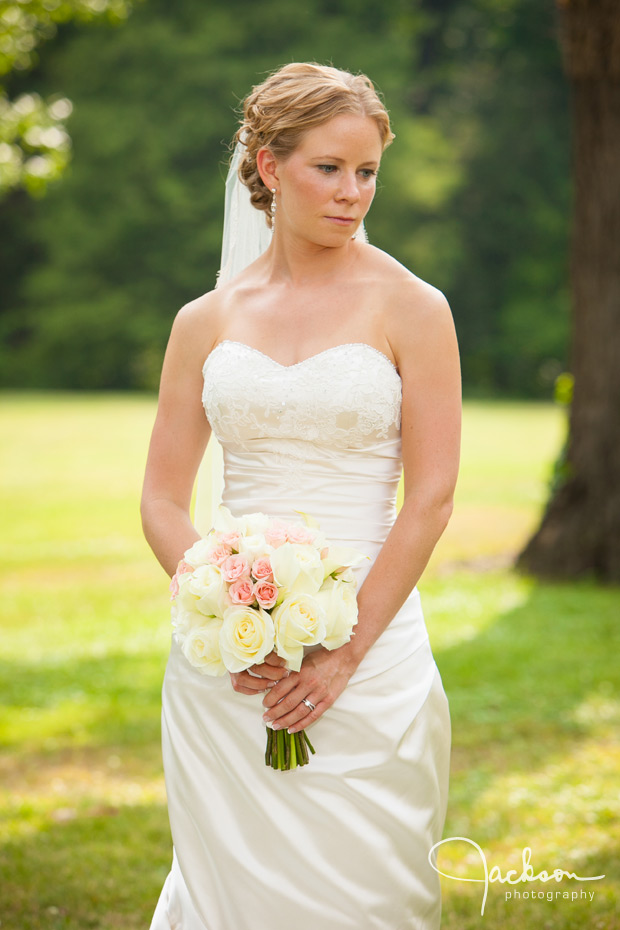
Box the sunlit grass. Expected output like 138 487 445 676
0 393 617 929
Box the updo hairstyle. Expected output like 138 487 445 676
234 62 395 228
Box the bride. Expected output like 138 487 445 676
141 62 461 930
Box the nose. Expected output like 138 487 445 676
336 170 361 203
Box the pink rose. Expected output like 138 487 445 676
286 524 316 545
169 560 194 600
207 543 233 566
265 522 289 548
254 581 278 610
220 531 242 550
251 556 273 581
221 553 251 583
229 578 257 606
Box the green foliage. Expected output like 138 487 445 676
0 0 572 396
0 0 136 196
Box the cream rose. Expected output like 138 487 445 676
321 545 370 580
183 537 221 568
315 578 359 650
240 511 271 536
272 593 327 672
219 604 275 673
181 620 226 676
171 600 203 642
187 564 228 617
237 533 271 563
270 542 324 596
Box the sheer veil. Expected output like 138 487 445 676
193 137 368 536
193 138 270 535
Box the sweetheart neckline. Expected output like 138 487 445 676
204 339 400 376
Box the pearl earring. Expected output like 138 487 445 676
270 188 277 228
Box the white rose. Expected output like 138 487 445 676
219 604 275 673
183 536 220 567
187 564 228 618
171 600 204 642
241 512 271 536
236 532 272 562
321 544 370 580
181 620 226 676
272 593 327 672
270 542 324 596
212 504 243 533
315 578 359 650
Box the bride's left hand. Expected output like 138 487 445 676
261 646 358 734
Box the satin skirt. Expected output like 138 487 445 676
149 590 451 930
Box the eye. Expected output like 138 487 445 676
317 164 338 174
359 168 377 180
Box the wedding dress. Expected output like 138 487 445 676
150 338 451 930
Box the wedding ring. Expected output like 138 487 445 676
301 698 316 712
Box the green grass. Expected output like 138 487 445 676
0 393 618 929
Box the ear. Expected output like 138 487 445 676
256 147 279 191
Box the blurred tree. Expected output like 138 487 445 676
0 0 135 196
0 0 572 398
517 0 620 580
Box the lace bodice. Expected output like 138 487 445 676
201 339 404 578
202 340 402 450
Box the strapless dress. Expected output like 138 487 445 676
150 340 451 930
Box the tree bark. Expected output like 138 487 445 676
516 0 620 580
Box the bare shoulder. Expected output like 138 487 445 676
360 245 456 371
167 287 227 365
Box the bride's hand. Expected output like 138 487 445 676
261 647 358 734
229 650 290 695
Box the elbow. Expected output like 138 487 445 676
403 490 455 530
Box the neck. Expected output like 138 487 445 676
260 227 360 287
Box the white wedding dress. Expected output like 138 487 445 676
150 339 451 930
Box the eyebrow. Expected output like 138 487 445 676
311 155 380 166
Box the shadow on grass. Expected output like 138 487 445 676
434 577 620 779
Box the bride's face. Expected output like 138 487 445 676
274 113 383 245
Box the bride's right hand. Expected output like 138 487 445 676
229 650 291 696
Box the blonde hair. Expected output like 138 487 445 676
233 62 395 227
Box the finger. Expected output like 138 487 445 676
249 661 290 682
262 683 312 723
262 651 287 667
261 673 300 708
232 671 276 693
268 697 327 733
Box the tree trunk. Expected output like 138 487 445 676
516 0 620 580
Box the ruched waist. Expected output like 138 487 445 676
221 438 402 558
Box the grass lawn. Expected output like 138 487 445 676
0 392 618 929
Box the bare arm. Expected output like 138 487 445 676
339 281 461 666
261 279 462 731
140 299 216 577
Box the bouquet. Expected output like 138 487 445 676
169 505 369 770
